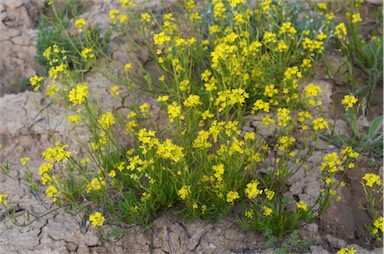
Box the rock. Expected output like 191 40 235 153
325 234 347 249
0 0 43 96
310 245 330 254
320 187 356 241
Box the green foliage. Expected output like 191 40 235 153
333 0 383 102
1 0 380 243
325 102 383 157
35 1 109 73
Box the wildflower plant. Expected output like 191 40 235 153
332 0 383 102
15 0 378 241
361 173 383 240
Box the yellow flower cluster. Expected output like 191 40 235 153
29 75 44 91
296 200 308 211
362 173 382 188
277 108 291 127
312 117 329 131
69 82 88 106
75 18 86 32
215 88 249 112
98 112 116 129
167 102 182 122
245 180 262 199
46 185 57 201
226 191 240 204
0 193 8 205
320 152 342 173
156 139 184 163
341 95 358 109
263 206 273 216
337 247 356 254
89 212 105 227
86 177 106 193
278 136 295 151
42 142 71 163
178 185 191 200
81 48 94 59
335 23 347 40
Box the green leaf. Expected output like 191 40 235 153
345 109 360 137
367 115 383 140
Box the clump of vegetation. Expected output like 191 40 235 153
0 0 382 248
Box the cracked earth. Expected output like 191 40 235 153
0 0 383 253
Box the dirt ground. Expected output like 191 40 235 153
0 0 383 253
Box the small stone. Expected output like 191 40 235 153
325 234 347 249
310 245 330 254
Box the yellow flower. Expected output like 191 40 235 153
156 139 184 163
29 75 44 91
89 212 105 227
154 32 171 46
320 152 342 173
20 157 30 166
42 142 71 163
264 189 275 200
245 180 261 199
69 82 88 105
317 3 327 11
352 13 362 23
141 13 151 23
296 200 308 211
109 9 120 21
335 23 347 40
120 0 135 7
244 132 255 141
124 63 132 71
46 83 60 97
212 164 225 182
86 177 106 193
119 14 128 23
0 193 8 205
374 216 384 232
226 191 240 204
279 22 296 35
167 102 182 122
229 0 245 7
304 84 322 98
179 80 190 91
81 48 94 59
262 0 272 13
46 185 58 201
245 210 254 218
75 18 86 32
262 206 273 216
157 95 169 102
140 103 149 115
326 12 335 21
178 185 191 200
68 115 81 124
110 86 121 96
41 173 53 185
278 136 296 151
262 116 275 127
341 146 359 159
38 163 53 175
312 117 329 131
341 95 358 109
213 0 226 18
277 108 291 127
362 173 382 188
98 112 116 129
183 95 202 107
337 247 356 254
252 99 270 113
